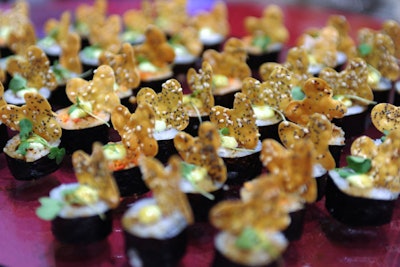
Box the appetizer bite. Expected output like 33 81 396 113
74 0 107 48
133 25 175 91
242 5 289 70
36 142 120 244
99 42 140 111
56 65 120 154
203 38 251 108
5 45 57 105
37 11 71 63
79 14 122 74
210 181 290 266
241 65 293 141
279 113 339 200
283 77 347 165
0 90 64 180
174 121 227 222
357 27 400 103
121 2 152 45
296 26 343 76
0 1 34 58
319 58 375 138
122 156 193 267
326 129 400 226
136 78 188 163
189 1 229 51
209 92 262 187
259 139 317 240
169 26 203 75
49 32 84 109
106 103 158 197
154 0 188 38
182 61 214 136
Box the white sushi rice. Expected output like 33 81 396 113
3 135 61 162
329 170 399 200
199 29 224 46
215 230 287 266
308 51 347 75
217 140 262 158
313 163 327 178
49 183 110 219
344 104 367 116
373 77 392 91
256 116 281 127
153 127 179 141
4 88 51 105
123 198 188 239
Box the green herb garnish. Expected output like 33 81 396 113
291 86 305 100
36 197 64 221
220 127 230 136
252 35 271 51
181 161 215 200
358 43 372 56
336 155 372 178
16 118 65 164
381 130 390 142
235 227 261 250
9 74 28 93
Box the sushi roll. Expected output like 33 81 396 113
4 45 57 106
325 131 400 226
174 121 228 222
242 5 289 70
49 32 85 109
278 113 340 201
297 26 345 76
357 27 399 104
99 43 141 112
36 142 120 244
36 11 71 64
319 58 375 138
56 65 120 154
169 27 203 75
122 156 193 267
182 61 214 136
133 25 175 93
104 103 158 197
79 14 122 75
120 7 148 46
210 92 262 187
203 38 251 108
189 2 229 52
136 79 189 164
241 66 294 142
259 139 317 239
210 186 290 267
0 91 65 180
73 0 107 48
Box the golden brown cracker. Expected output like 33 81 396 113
72 142 120 209
370 103 400 133
284 77 347 125
210 92 259 149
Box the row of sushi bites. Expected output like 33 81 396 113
0 0 400 266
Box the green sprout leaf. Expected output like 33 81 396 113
381 130 390 142
48 28 59 39
16 141 30 156
235 227 260 250
291 86 305 100
336 167 356 178
48 147 66 165
9 74 28 93
219 127 230 136
181 161 197 180
36 197 63 221
346 155 372 174
252 35 271 51
358 43 372 56
19 118 33 140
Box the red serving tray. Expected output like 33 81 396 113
1 1 398 267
